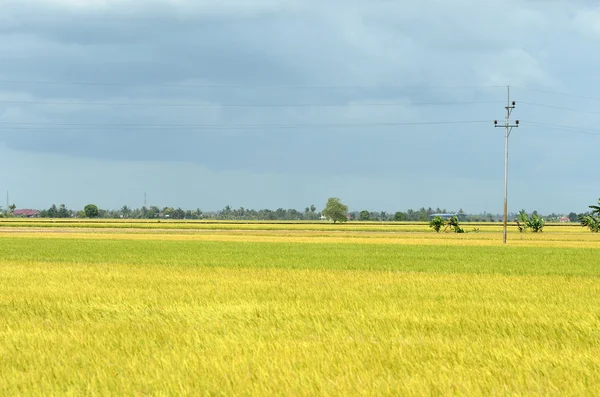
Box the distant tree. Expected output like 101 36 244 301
275 208 286 219
568 212 578 223
44 204 59 218
8 203 16 214
121 205 131 218
359 210 370 221
322 197 348 224
84 204 99 218
58 204 70 218
147 206 160 219
172 207 186 219
429 216 445 233
416 207 429 221
310 205 317 213
394 211 407 222
220 205 233 220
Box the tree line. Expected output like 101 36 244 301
1 204 572 223
1 199 594 225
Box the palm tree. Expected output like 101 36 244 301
121 205 131 218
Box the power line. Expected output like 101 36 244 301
525 121 600 136
520 101 600 116
514 86 600 102
0 99 502 108
0 79 506 90
0 120 489 130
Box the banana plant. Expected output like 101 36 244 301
579 215 600 233
579 198 600 233
589 199 600 217
515 210 544 233
429 216 445 233
445 215 464 233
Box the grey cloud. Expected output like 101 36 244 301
0 0 599 211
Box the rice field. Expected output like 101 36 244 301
1 221 599 395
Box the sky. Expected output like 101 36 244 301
0 0 599 214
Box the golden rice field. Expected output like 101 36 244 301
1 220 599 396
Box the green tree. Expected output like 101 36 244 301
163 207 175 218
58 204 70 218
359 210 370 221
429 216 445 233
46 204 59 218
84 204 99 218
147 206 160 219
568 212 578 222
393 211 407 221
322 197 348 224
121 205 131 218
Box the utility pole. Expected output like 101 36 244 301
144 192 147 208
494 86 519 244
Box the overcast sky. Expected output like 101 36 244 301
0 0 599 213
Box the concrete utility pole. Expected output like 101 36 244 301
144 192 147 208
494 86 519 245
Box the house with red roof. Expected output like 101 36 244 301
13 209 40 218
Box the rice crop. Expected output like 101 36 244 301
0 223 599 395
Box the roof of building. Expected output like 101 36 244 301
13 209 40 216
